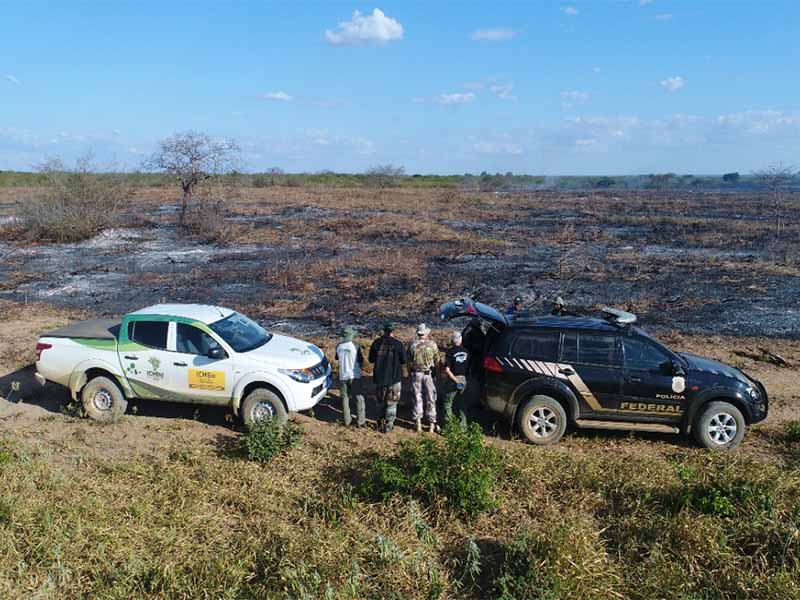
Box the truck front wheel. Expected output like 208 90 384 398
241 388 288 428
693 401 746 450
81 376 128 423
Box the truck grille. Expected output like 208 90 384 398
309 357 330 380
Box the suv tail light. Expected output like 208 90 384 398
483 356 503 373
35 342 52 361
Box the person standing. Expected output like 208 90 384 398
506 296 523 316
407 323 439 433
551 296 567 316
441 331 470 430
368 321 406 433
335 326 366 428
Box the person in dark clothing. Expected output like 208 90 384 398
551 296 567 316
440 331 470 429
505 296 523 316
368 321 407 433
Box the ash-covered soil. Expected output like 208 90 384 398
1 187 798 339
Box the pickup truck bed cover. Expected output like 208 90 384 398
43 319 121 340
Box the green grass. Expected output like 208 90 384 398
0 431 798 599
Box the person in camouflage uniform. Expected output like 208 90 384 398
368 321 406 433
408 323 439 433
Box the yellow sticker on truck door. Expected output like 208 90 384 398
188 369 226 391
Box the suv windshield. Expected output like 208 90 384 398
209 312 271 353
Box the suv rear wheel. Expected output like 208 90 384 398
693 401 746 450
518 395 567 446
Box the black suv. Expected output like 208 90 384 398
440 299 768 450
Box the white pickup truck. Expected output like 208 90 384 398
35 304 332 426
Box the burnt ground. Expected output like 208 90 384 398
1 186 798 340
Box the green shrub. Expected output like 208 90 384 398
359 421 503 517
785 420 800 443
243 419 303 463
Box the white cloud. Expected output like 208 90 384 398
4 74 20 85
660 76 686 92
463 81 485 90
434 92 475 105
471 27 516 42
561 90 590 102
473 141 523 155
262 91 293 102
324 9 403 46
562 6 579 16
592 66 601 73
655 13 673 20
489 83 515 100
639 0 653 6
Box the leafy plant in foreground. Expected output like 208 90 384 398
243 419 303 463
359 421 503 517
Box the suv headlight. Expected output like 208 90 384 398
279 367 314 383
747 387 760 400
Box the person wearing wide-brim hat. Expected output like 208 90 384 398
336 326 366 427
368 321 406 433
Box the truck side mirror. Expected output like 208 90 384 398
659 361 673 375
207 346 226 360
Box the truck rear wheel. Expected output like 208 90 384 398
241 388 288 428
693 401 746 450
518 395 567 446
81 376 128 423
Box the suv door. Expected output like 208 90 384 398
120 319 172 400
620 336 685 421
166 322 234 405
560 332 624 417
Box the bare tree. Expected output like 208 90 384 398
753 163 797 236
363 164 405 189
145 131 240 226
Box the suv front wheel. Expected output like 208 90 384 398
693 401 746 450
518 395 567 446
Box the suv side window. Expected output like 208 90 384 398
176 323 221 355
129 320 168 350
577 334 621 367
512 333 560 361
623 337 668 371
561 333 577 363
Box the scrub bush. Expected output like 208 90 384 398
18 155 129 242
359 421 503 517
243 419 303 463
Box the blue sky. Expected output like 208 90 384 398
1 1 799 174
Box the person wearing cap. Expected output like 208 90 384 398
407 323 439 433
441 331 470 430
336 326 366 428
368 321 406 433
551 296 567 316
506 296 523 316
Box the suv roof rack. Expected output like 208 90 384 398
601 307 637 326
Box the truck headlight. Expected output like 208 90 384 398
279 367 314 383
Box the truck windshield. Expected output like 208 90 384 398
209 312 271 353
